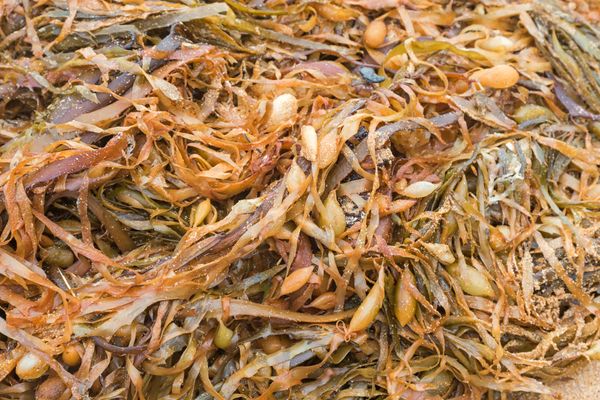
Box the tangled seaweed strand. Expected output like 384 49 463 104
1 0 600 399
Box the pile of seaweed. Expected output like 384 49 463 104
1 0 600 398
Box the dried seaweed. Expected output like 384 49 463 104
1 0 600 399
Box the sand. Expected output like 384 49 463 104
544 361 600 400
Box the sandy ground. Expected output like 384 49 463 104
543 361 600 400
